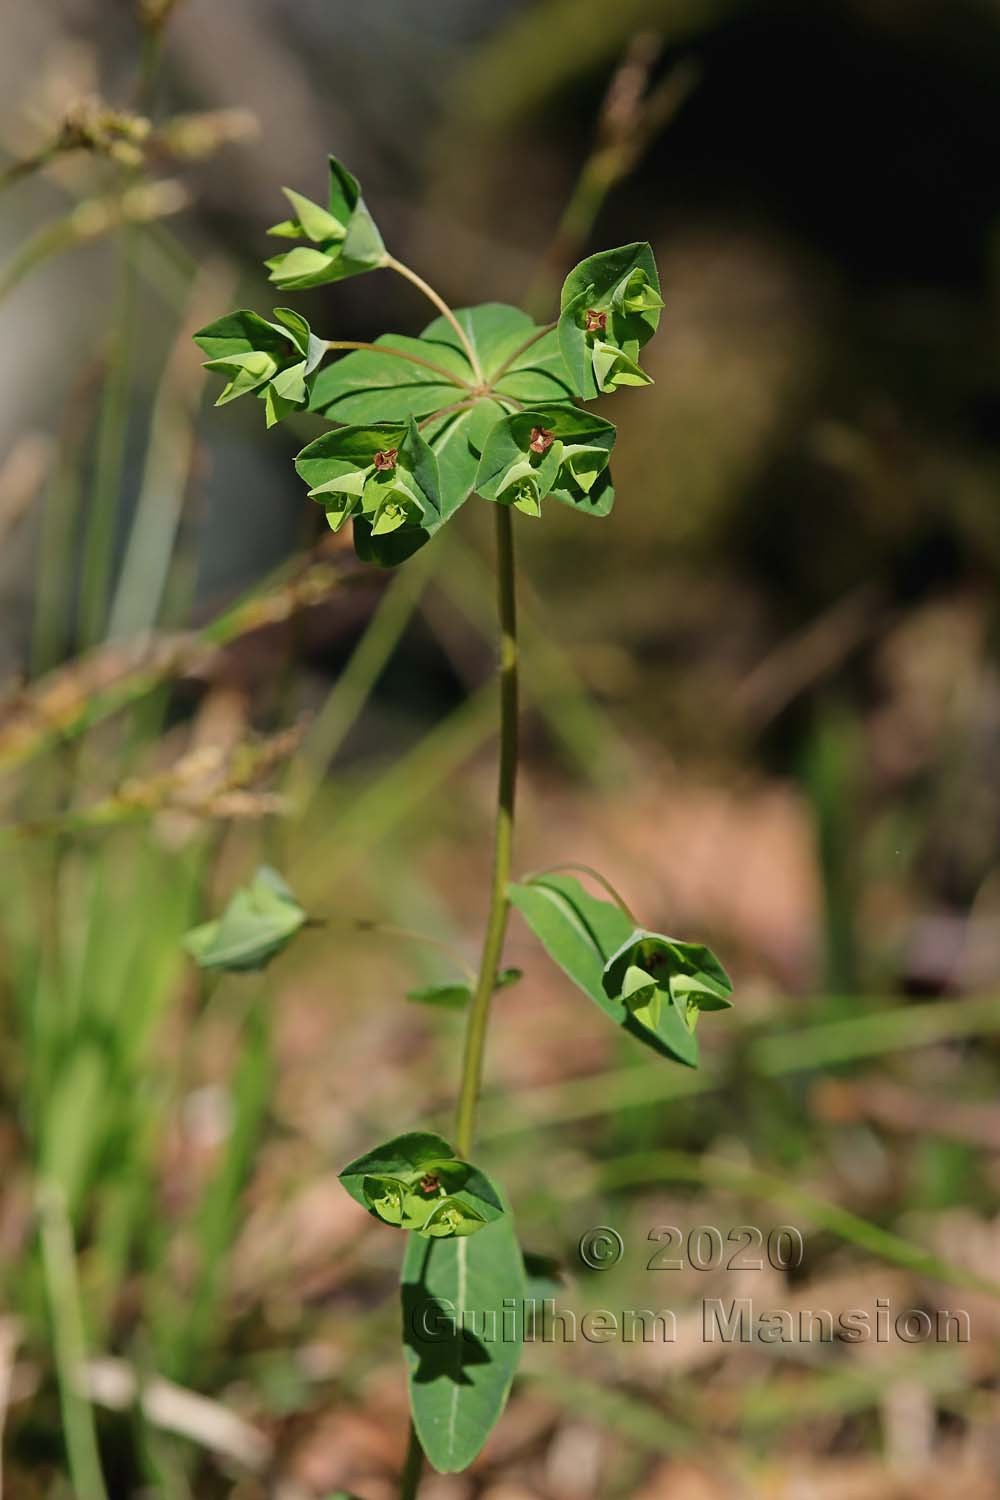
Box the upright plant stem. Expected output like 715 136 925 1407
399 1420 425 1500
400 506 519 1500
454 504 518 1158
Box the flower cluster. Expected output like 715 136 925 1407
474 406 618 518
558 242 663 398
294 419 440 540
603 929 733 1040
193 307 325 426
339 1132 505 1241
264 155 386 290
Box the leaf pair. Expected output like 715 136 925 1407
193 307 327 427
265 155 386 289
183 866 306 972
295 418 440 558
343 1135 525 1473
474 406 616 519
508 874 731 1068
339 1131 503 1241
340 1133 526 1468
558 242 663 399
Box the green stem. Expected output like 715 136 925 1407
418 399 476 431
383 256 485 385
399 1419 424 1500
348 919 475 983
523 863 636 922
39 1184 110 1500
488 321 556 385
454 505 518 1157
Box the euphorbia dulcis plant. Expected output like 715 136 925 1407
188 156 731 1492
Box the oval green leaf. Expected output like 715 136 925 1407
401 1196 525 1472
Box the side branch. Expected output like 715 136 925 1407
383 256 485 385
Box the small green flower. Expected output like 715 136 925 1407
497 459 552 518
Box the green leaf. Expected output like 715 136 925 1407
406 967 521 1011
558 243 661 400
407 984 472 1010
339 1132 504 1240
424 302 575 407
310 333 471 422
183 866 307 972
492 327 576 408
278 186 347 243
311 305 573 421
402 1195 525 1472
265 155 385 289
507 873 701 1067
193 310 289 364
591 340 654 393
421 399 507 516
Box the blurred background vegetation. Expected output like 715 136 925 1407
2 1 1000 1496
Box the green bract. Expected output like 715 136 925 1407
508 874 731 1068
603 929 732 1047
193 308 326 426
558 241 662 400
474 406 617 519
183 866 307 972
339 1131 504 1240
295 418 440 565
265 154 385 289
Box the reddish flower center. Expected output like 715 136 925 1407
373 448 398 471
419 1174 441 1195
584 308 608 334
528 426 555 455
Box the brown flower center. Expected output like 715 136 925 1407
584 308 608 334
418 1174 441 1195
528 426 555 455
372 448 398 471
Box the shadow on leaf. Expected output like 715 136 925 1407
401 1240 493 1386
